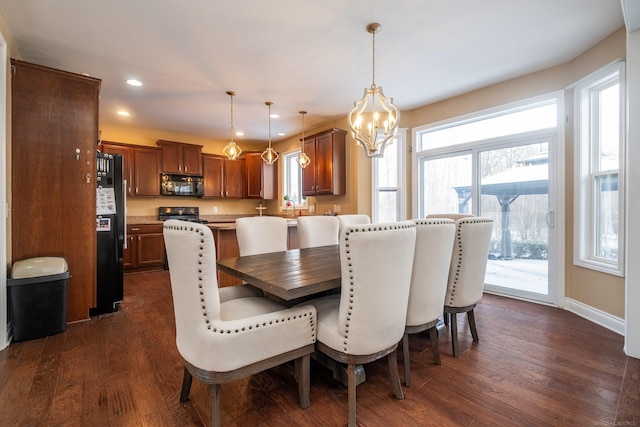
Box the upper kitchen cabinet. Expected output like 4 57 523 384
157 140 203 175
11 59 100 322
302 128 346 196
202 154 244 199
101 142 161 196
244 151 277 199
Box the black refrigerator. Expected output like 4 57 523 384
92 152 125 315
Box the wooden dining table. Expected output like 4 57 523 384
216 244 342 301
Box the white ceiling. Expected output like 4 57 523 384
0 1 625 143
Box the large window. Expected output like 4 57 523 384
282 149 306 208
372 129 406 222
574 61 625 276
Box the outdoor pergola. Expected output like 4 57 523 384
454 163 548 260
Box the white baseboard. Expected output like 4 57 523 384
564 298 625 336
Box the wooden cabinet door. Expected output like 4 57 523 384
315 133 334 194
213 228 243 287
136 233 165 267
102 143 133 195
245 152 276 199
224 159 244 198
302 138 317 196
134 147 161 196
11 59 100 322
123 234 136 268
182 145 203 175
203 155 224 198
160 143 182 174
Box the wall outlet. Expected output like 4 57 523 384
333 205 341 213
213 206 218 213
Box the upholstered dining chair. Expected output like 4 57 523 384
236 216 288 256
305 221 417 427
297 216 339 249
441 216 493 357
336 214 371 238
402 218 456 386
163 220 317 427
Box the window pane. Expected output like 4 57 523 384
595 173 618 261
419 103 556 151
378 141 397 187
598 83 619 171
377 190 397 222
284 152 303 205
420 154 472 216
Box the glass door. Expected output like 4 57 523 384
479 139 553 303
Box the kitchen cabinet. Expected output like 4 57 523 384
302 128 346 196
157 140 203 175
202 154 244 198
244 151 277 199
11 59 100 322
125 224 166 271
101 142 162 196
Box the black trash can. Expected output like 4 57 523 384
8 257 70 342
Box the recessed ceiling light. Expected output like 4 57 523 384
235 131 244 137
278 132 285 136
270 113 279 119
126 79 142 87
117 111 130 117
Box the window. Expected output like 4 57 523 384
282 149 306 208
574 61 625 276
372 129 406 222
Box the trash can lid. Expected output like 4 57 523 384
10 257 68 279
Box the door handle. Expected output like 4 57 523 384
546 211 555 228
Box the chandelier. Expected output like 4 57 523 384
297 110 310 168
222 91 242 160
261 101 279 164
347 22 400 158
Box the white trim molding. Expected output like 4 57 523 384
564 298 625 336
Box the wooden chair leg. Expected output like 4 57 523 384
388 349 404 400
348 363 357 427
402 333 412 387
428 326 441 365
180 367 193 402
208 383 221 427
450 312 460 357
295 354 311 409
468 309 479 342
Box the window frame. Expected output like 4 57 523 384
372 129 407 223
281 148 308 210
573 60 626 276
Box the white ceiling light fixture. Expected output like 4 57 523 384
297 111 310 169
117 110 130 116
126 79 142 87
347 22 400 158
222 90 242 160
261 101 279 165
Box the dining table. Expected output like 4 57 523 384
216 244 366 386
216 244 341 301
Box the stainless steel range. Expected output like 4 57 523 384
158 206 208 224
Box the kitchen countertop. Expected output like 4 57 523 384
126 215 297 229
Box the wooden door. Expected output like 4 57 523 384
136 233 165 267
123 234 136 268
244 153 263 198
224 159 244 198
159 143 182 174
302 138 317 196
314 133 334 194
182 145 203 175
134 147 161 196
11 60 100 322
203 155 224 198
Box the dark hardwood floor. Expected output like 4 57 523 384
1 270 638 426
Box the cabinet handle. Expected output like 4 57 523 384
225 191 228 196
131 228 140 231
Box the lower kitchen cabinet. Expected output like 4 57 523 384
125 224 166 271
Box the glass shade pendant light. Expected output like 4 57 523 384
347 22 400 158
261 101 279 164
222 90 242 160
297 110 310 168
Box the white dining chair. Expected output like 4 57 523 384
297 216 339 249
443 217 493 357
402 218 456 386
306 221 416 427
336 214 371 238
235 216 288 256
163 220 317 427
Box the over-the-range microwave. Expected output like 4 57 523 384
160 173 204 197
